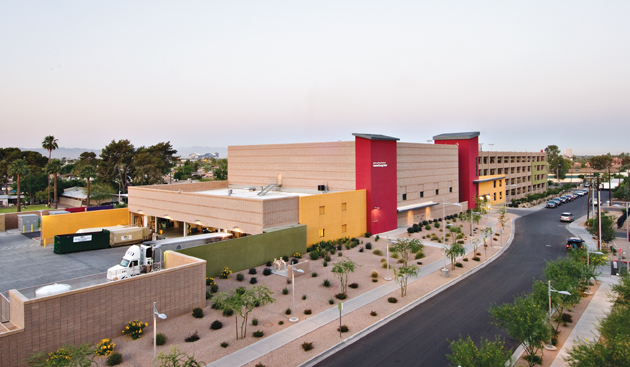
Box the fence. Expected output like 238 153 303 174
0 292 9 323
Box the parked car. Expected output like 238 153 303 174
566 237 585 251
547 201 558 208
560 212 575 222
559 196 568 203
553 198 562 206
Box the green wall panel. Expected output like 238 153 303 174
178 224 307 277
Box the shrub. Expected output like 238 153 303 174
106 352 123 366
463 258 469 262
192 307 204 319
304 309 312 315
372 278 378 282
218 267 232 279
312 272 318 277
206 291 212 300
220 342 229 348
235 272 245 281
328 298 334 305
396 259 404 264
302 294 307 300
210 284 219 293
95 338 115 356
425 225 431 230
337 245 342 250
381 263 388 269
370 311 377 316
309 251 319 260
415 252 425 260
338 252 343 256
254 300 260 307
375 235 380 242
455 262 463 268
291 258 299 264
349 283 358 289
248 268 257 275
250 277 258 284
263 267 272 276
282 287 289 295
252 318 258 326
279 320 284 325
371 271 379 279
417 261 423 265
359 247 364 253
185 331 200 342
235 287 246 295
380 258 387 263
282 255 289 262
122 320 147 340
325 254 332 262
472 256 480 261
253 330 264 338
323 261 328 267
156 333 166 346
286 308 292 315
373 249 383 256
388 297 398 303
205 277 215 286
293 252 302 259
222 309 234 317
210 320 223 330
434 222 440 228
365 242 372 250
365 232 371 238
338 325 349 333
344 243 351 250
335 293 347 300
266 260 272 267
301 341 314 351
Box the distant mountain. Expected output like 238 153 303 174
174 146 228 158
19 147 101 160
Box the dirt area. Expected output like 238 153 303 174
94 214 513 367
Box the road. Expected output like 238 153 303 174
314 195 588 367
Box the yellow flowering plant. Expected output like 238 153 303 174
206 277 216 286
95 338 115 356
122 320 147 340
45 347 72 364
218 267 232 279
293 252 302 259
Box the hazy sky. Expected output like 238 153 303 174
1 1 628 155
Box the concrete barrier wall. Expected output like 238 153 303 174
0 251 205 367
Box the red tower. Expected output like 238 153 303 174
353 133 399 235
433 132 480 208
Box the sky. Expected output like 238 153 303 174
1 1 628 156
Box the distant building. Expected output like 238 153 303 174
566 148 573 158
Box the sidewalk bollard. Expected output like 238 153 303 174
441 268 449 278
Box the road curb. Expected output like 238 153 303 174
299 217 517 367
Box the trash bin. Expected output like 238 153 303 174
441 268 450 278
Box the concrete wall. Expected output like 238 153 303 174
178 224 307 277
41 208 130 246
129 185 299 235
397 143 461 206
299 190 366 246
228 142 356 192
0 251 205 367
1 210 51 231
0 214 4 232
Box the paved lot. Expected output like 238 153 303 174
0 230 128 294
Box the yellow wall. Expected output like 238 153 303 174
478 175 506 206
41 208 130 245
299 190 366 246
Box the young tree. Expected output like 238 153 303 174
585 213 617 243
41 135 58 207
444 241 465 268
331 257 360 295
490 294 549 367
214 158 228 181
394 264 419 297
213 285 275 339
482 227 493 251
14 173 47 205
89 183 115 204
44 159 62 209
532 278 580 336
8 159 30 212
590 155 614 205
389 238 423 267
446 335 512 367
497 204 508 245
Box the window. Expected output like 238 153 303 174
499 180 502 187
493 181 496 188
499 191 502 199
436 189 439 195
449 187 452 193
402 193 407 201
319 229 325 238
319 206 325 215
341 202 347 211
420 191 424 198
341 224 347 233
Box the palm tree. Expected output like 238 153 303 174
42 135 59 207
45 159 62 209
79 165 96 207
8 159 30 212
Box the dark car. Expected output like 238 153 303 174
553 198 562 206
566 237 585 251
547 201 558 208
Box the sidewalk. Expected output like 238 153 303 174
207 217 506 367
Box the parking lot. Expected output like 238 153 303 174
0 230 128 294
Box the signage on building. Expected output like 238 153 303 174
73 235 92 243
373 162 387 167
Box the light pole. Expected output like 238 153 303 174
384 236 392 281
289 266 304 322
586 249 604 294
442 199 462 271
153 302 167 367
488 143 494 151
614 202 629 273
545 281 571 350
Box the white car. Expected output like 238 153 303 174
560 212 575 222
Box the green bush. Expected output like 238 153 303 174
210 320 223 330
388 297 398 303
338 325 349 333
106 352 123 366
252 318 259 326
301 341 314 351
425 225 431 230
156 333 166 346
184 330 200 343
250 277 258 284
375 235 380 242
285 308 291 315
282 287 289 295
323 261 328 267
304 309 312 315
349 283 358 289
365 232 371 238
373 249 383 256
415 252 425 260
309 250 320 260
329 298 334 305
222 309 234 317
455 262 463 268
210 284 219 293
335 293 347 300
311 272 318 277
370 311 377 316
302 294 307 300
236 273 244 281
253 330 264 338
221 342 229 348
206 291 212 300
192 307 204 319
322 279 331 287
472 256 480 261
263 268 272 276
434 222 440 228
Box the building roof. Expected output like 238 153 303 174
397 201 439 213
352 133 400 141
432 132 480 141
473 175 506 183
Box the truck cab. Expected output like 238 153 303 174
107 244 154 280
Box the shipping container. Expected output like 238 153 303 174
54 230 111 254
76 226 152 247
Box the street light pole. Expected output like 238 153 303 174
384 236 391 281
289 266 304 322
153 302 167 367
545 281 571 350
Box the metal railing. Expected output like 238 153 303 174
1 292 9 323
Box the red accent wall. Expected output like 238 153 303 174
435 137 478 207
355 137 398 235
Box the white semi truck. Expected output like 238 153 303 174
107 244 160 281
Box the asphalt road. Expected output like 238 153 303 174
314 195 589 367
0 231 128 294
